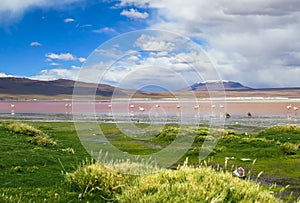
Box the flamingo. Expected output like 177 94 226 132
210 104 216 117
129 104 135 117
108 104 112 109
155 104 160 108
194 105 200 118
219 105 224 118
294 106 298 117
176 104 181 117
138 106 145 118
10 104 15 115
287 104 292 119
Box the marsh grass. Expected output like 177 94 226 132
117 164 281 203
1 121 299 202
64 158 281 203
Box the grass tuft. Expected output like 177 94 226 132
65 161 125 200
282 142 299 155
4 121 57 147
7 122 44 136
117 165 281 203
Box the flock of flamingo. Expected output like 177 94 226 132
286 104 298 119
6 103 299 121
106 103 225 118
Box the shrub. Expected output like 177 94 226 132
6 122 44 137
27 136 57 147
5 121 57 147
156 126 180 142
9 166 23 173
62 147 75 154
265 124 300 133
282 142 299 155
65 163 125 199
117 165 281 203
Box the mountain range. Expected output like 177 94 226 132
0 77 300 100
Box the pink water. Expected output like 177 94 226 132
1 100 299 117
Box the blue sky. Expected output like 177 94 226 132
0 0 300 88
0 1 150 78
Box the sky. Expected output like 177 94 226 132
0 0 300 89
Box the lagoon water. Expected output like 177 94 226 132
1 100 300 128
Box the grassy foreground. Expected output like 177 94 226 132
0 121 299 202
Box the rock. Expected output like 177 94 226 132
233 167 246 178
240 158 252 162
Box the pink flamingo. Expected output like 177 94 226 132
10 104 15 115
176 104 181 116
138 106 145 117
129 104 135 116
293 106 298 117
194 105 200 117
287 104 292 119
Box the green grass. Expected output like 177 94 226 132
0 121 96 202
117 164 281 203
0 122 299 202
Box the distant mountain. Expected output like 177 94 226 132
1 77 300 100
180 80 252 91
0 77 125 99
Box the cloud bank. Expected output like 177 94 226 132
0 0 82 23
117 0 300 88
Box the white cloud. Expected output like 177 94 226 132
71 65 81 70
50 62 60 66
134 34 175 51
92 27 116 34
78 57 86 63
30 41 42 47
120 8 149 19
79 24 93 28
117 0 300 88
64 18 75 23
0 0 83 23
0 72 14 77
31 68 79 81
46 53 77 61
45 52 86 63
82 49 215 90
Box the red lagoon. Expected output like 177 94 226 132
0 100 300 118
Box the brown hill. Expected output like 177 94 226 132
0 77 126 100
0 77 300 100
